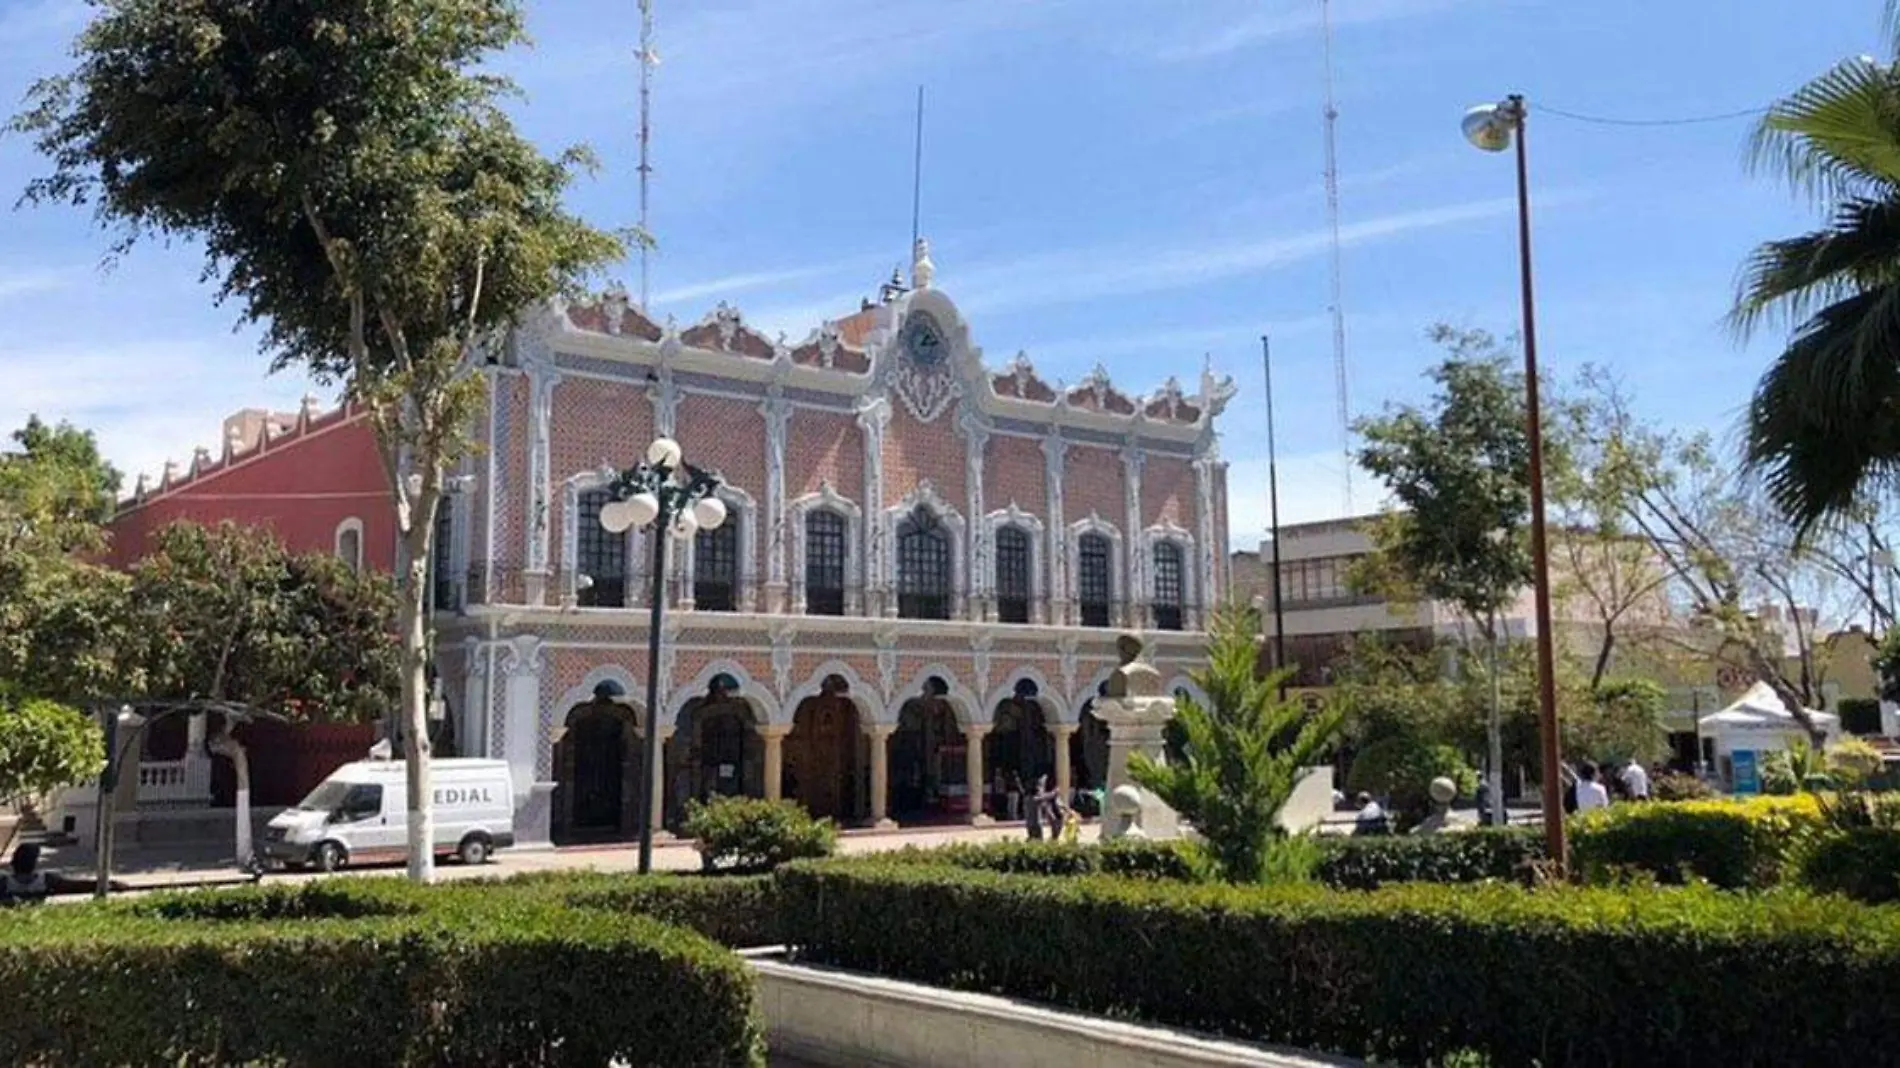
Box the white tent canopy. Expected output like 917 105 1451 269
1698 682 1837 737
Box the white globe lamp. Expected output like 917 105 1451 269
646 437 683 469
692 495 728 531
1461 103 1514 153
672 510 700 539
598 499 638 534
627 491 661 529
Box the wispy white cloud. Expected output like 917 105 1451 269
0 266 75 301
955 195 1541 316
648 253 885 308
1155 0 1483 62
0 338 325 487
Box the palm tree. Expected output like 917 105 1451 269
1739 11 1900 531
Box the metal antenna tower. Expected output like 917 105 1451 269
637 0 657 310
1320 0 1352 512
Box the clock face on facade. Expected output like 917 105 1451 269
901 312 945 366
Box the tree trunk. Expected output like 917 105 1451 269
399 513 435 884
207 723 251 866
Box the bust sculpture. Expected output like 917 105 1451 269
1102 634 1162 699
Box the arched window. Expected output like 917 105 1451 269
334 518 363 575
1077 532 1113 628
1153 541 1185 631
805 510 847 616
430 502 455 610
576 489 627 608
694 514 741 612
897 507 951 620
994 525 1032 624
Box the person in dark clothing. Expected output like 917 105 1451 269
0 844 108 905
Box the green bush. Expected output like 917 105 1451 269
565 873 783 948
891 838 1198 881
684 795 836 873
1797 827 1900 903
1652 772 1716 801
0 878 764 1066
777 859 1900 1067
0 686 104 805
1346 735 1477 830
1314 827 1544 889
1570 796 1822 889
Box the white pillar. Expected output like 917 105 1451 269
649 725 674 835
1051 722 1077 806
761 724 789 802
1042 430 1068 626
964 723 993 826
761 391 792 613
866 724 896 829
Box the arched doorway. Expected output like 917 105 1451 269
553 682 643 844
1070 695 1111 815
986 679 1054 818
890 677 968 822
786 675 862 820
665 674 764 828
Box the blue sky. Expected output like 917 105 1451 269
0 0 1886 548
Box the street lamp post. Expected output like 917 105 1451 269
1464 94 1567 871
596 436 727 874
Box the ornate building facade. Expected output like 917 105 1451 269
426 244 1236 844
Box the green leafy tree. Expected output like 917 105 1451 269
14 0 625 881
0 416 121 557
1130 606 1341 883
0 553 134 704
1735 6 1900 531
0 684 105 808
1354 326 1535 820
129 522 399 724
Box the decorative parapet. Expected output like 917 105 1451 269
119 396 363 511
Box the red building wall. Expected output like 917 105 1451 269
108 407 393 569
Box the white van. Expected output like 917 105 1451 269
262 759 516 872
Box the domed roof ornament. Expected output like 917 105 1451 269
911 236 935 290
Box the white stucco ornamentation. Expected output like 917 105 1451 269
761 388 793 593
1121 443 1146 627
1143 521 1198 627
789 481 864 614
959 404 990 613
1041 428 1069 621
1193 440 1221 611
559 467 643 606
857 395 892 611
680 483 761 612
1067 512 1125 619
983 503 1046 624
646 368 680 440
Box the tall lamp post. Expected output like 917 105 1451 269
596 436 727 874
1463 94 1566 870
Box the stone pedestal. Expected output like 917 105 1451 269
1091 634 1181 840
864 725 897 829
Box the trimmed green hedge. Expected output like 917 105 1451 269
1797 827 1900 904
564 873 783 947
1314 826 1543 889
0 879 765 1067
778 859 1900 1067
887 838 1198 881
1571 796 1821 889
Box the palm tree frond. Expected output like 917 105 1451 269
1748 57 1900 206
1744 287 1900 529
1732 198 1900 337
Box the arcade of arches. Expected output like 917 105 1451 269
549 674 1121 843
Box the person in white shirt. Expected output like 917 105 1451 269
1575 762 1610 812
1619 761 1651 801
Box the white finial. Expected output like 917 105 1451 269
911 237 935 290
162 459 179 485
601 281 629 335
134 472 149 497
300 393 321 420
225 425 244 456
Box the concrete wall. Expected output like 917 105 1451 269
747 952 1361 1068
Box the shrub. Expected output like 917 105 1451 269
1347 735 1478 830
892 838 1198 881
1652 771 1716 802
1570 795 1822 889
1828 738 1886 788
1314 826 1544 889
566 873 783 948
1129 606 1341 883
683 795 836 873
0 878 765 1066
1797 827 1900 904
777 859 1900 1068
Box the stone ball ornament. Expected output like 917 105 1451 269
1428 777 1458 805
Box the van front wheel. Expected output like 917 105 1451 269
457 835 492 866
313 841 347 873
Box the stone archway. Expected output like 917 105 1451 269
986 679 1056 819
890 676 972 823
665 673 766 828
785 675 863 821
552 682 643 844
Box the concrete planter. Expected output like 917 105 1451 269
743 950 1361 1068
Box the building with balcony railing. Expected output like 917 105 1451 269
122 242 1237 845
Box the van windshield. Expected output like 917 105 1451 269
297 782 351 813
